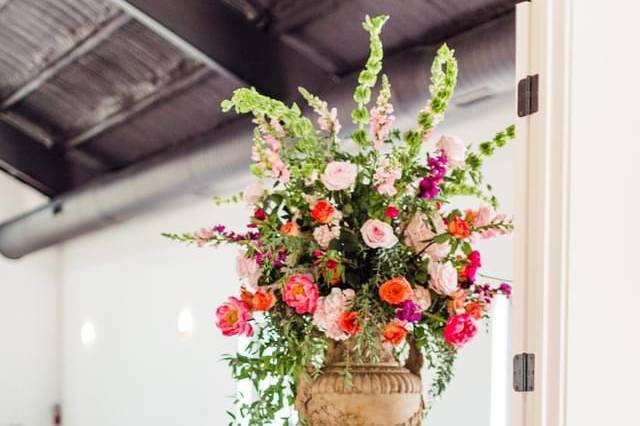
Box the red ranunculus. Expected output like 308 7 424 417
338 311 361 335
310 200 335 223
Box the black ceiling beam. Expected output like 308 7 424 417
0 119 73 196
1 12 131 109
116 0 335 100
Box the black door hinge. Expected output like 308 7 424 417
513 353 535 392
517 74 539 117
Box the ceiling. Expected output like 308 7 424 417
0 0 515 197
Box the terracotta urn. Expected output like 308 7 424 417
295 339 424 426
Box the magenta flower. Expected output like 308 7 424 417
443 313 477 348
499 283 512 298
395 299 422 323
419 151 448 200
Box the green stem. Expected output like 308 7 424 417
423 311 447 324
478 273 512 283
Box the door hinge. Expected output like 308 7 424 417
513 353 535 392
517 74 539 117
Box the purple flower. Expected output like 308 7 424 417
427 152 448 180
419 152 448 200
498 283 512 298
419 177 440 200
395 300 422 323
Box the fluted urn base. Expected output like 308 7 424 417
295 341 424 426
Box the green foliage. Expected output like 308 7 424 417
225 314 326 426
441 124 516 208
213 192 244 206
351 15 389 136
413 324 457 409
222 87 318 152
414 44 458 142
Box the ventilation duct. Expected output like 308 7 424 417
0 14 514 258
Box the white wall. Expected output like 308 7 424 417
59 198 248 425
565 2 640 425
0 174 60 426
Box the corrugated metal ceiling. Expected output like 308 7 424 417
0 0 515 196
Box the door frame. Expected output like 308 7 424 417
512 1 573 425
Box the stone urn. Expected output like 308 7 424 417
295 339 424 426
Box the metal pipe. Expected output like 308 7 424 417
0 14 514 258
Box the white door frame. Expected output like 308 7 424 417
512 1 572 425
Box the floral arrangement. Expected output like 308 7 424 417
165 14 514 425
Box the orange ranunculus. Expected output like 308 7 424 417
281 221 300 236
251 289 276 312
378 276 413 305
447 289 466 314
465 302 484 320
310 200 335 224
338 311 361 335
383 321 408 345
448 216 470 239
240 288 254 306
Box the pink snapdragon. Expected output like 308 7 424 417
443 313 477 348
436 135 466 167
283 274 319 314
318 106 342 135
373 159 401 196
312 288 355 340
252 118 291 183
236 253 261 291
215 297 253 337
243 181 264 207
370 101 395 150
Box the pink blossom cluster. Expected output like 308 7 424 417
252 118 290 183
370 96 395 150
373 158 402 196
317 105 342 135
312 287 355 340
466 206 512 240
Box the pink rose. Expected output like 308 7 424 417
428 261 458 295
215 296 253 337
443 313 477 348
243 181 264 206
313 225 340 249
313 288 355 340
283 274 319 314
413 285 432 311
360 219 398 249
321 161 358 191
436 135 466 167
236 253 261 291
